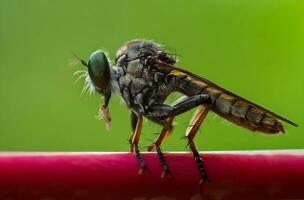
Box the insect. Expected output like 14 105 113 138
76 39 297 183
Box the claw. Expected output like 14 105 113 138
161 170 171 179
138 167 146 175
199 177 209 184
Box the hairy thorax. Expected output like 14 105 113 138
114 40 176 110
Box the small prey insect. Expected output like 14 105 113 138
76 39 297 184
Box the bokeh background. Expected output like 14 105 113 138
0 0 303 151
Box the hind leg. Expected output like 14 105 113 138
185 105 210 183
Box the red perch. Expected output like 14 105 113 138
0 151 303 199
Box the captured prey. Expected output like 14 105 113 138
76 40 297 183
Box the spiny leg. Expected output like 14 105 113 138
186 105 210 184
148 116 173 177
145 94 211 177
147 116 173 151
129 112 146 174
156 146 169 178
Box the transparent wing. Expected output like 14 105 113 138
154 60 298 127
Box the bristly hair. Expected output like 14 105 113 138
73 70 96 96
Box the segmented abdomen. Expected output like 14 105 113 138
176 76 284 134
212 90 284 134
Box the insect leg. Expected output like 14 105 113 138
147 117 174 152
146 94 211 148
146 94 211 119
129 111 138 151
145 94 211 177
186 105 210 184
130 113 146 174
149 116 173 178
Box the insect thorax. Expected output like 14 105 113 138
114 40 176 110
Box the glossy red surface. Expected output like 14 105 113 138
0 151 303 199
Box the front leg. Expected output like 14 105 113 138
129 111 146 174
129 111 138 152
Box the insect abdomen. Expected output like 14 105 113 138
210 90 284 134
175 75 285 134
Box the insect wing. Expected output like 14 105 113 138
155 60 297 127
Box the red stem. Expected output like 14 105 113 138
0 151 303 199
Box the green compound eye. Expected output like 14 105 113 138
87 50 111 91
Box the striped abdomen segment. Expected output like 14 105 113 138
211 91 284 134
176 76 284 134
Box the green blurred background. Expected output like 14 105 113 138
0 0 303 151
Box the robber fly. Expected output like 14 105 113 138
76 39 297 183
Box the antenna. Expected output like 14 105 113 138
72 53 88 67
